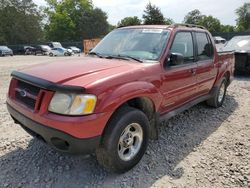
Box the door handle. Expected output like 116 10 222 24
189 68 197 76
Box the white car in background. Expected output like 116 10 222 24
49 47 73 56
68 46 81 54
213 36 227 51
213 36 226 44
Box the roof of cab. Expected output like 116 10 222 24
118 23 208 32
118 25 170 29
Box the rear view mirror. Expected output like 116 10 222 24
166 53 184 66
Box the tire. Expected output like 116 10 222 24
49 53 53 57
96 106 150 173
206 77 227 108
64 52 68 56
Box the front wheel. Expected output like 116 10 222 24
206 77 227 108
49 53 53 57
96 107 150 173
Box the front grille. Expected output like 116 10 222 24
15 80 40 109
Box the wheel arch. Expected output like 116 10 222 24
224 71 230 86
214 70 231 88
100 96 159 143
96 81 163 141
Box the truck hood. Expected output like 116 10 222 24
21 56 143 86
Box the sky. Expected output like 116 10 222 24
34 0 248 26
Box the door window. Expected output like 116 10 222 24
170 32 194 64
196 32 214 61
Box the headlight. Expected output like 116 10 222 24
48 92 97 115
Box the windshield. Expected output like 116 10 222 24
223 36 250 51
0 46 8 50
91 28 169 61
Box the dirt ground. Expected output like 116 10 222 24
0 56 249 188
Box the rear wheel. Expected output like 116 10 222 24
96 107 150 173
49 53 53 57
206 77 227 108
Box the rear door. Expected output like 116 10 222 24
195 32 217 96
161 31 198 112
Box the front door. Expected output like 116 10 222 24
160 31 198 113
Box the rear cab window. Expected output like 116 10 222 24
196 32 214 61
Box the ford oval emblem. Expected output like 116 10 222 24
19 90 27 97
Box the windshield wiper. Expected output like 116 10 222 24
88 51 106 58
89 52 143 63
105 55 143 63
118 55 143 63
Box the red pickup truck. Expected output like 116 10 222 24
7 24 234 173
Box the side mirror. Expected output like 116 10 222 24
165 53 184 67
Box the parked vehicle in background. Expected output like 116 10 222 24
214 36 226 44
68 46 81 54
34 45 51 55
47 42 73 56
24 46 36 55
10 45 28 55
223 35 250 74
213 36 227 51
6 24 234 173
0 46 13 56
67 48 74 55
47 42 63 49
49 47 72 56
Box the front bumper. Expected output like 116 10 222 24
7 104 101 154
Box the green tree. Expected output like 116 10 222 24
183 9 203 24
198 16 222 33
0 0 43 44
44 9 76 41
183 9 236 33
77 7 109 39
142 3 165 25
235 3 250 31
117 16 141 27
165 18 174 25
45 0 109 41
108 24 116 32
220 25 235 32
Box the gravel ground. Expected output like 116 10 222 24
0 56 250 188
